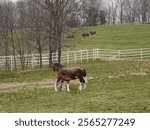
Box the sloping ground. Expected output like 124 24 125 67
74 24 150 49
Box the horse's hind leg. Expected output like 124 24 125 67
60 80 65 91
54 81 58 92
66 81 70 92
55 77 61 92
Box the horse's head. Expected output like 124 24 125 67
52 62 65 72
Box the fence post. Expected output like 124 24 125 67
96 48 99 60
67 51 69 64
31 54 34 68
52 53 54 63
10 56 13 71
93 49 95 61
74 51 77 63
118 50 121 60
141 48 143 61
87 50 88 61
80 50 83 63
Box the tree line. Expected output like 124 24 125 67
0 0 150 70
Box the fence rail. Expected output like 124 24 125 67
1 48 150 71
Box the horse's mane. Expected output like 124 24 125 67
52 62 65 72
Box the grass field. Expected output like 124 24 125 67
72 24 150 50
0 61 150 112
0 24 150 112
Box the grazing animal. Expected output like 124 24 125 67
52 62 87 92
89 31 96 36
67 35 74 40
82 33 90 38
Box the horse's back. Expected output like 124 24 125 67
58 67 86 77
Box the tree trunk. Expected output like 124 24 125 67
10 30 17 70
5 40 10 70
49 35 53 68
39 47 43 69
58 39 61 63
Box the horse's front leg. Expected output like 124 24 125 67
83 82 87 90
79 77 86 91
79 82 83 91
55 77 61 92
66 81 70 92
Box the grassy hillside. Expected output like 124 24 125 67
71 24 150 50
0 61 150 112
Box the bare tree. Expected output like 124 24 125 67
33 0 82 66
140 0 150 23
26 0 46 68
123 0 139 24
81 0 104 26
15 0 28 70
106 0 118 25
0 0 17 70
117 0 125 24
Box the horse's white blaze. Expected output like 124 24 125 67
67 83 70 92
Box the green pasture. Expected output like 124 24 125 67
71 24 150 50
0 61 150 112
0 69 55 83
0 24 150 112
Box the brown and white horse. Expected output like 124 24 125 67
82 33 90 38
89 31 96 36
52 63 87 92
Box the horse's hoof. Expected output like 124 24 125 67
55 88 58 92
83 87 87 90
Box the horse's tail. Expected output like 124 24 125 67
82 69 86 77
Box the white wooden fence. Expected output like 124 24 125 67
1 48 150 71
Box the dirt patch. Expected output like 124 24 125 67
0 79 55 92
88 72 148 80
0 72 148 92
130 72 148 77
108 72 148 79
0 79 83 92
